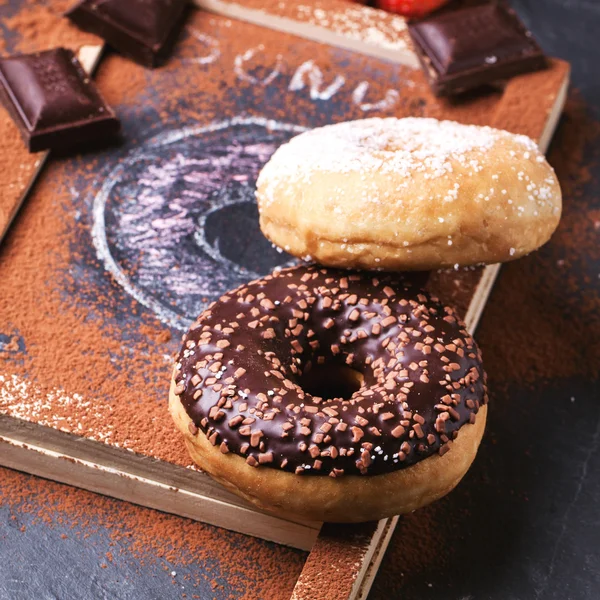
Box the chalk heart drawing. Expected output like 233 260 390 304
92 118 304 331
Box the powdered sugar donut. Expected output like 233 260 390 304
256 117 561 270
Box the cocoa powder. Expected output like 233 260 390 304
0 465 305 598
3 0 100 53
95 53 149 107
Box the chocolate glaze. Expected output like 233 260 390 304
174 266 487 477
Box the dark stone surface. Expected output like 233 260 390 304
1 1 599 599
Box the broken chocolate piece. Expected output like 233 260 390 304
0 48 120 153
408 1 546 96
67 0 188 68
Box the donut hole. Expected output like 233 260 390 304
299 364 364 401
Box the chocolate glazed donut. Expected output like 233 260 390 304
170 265 488 522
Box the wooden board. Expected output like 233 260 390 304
193 0 420 67
0 3 569 597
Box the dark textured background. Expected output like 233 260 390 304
1 0 600 599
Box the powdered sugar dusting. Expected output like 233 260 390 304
295 3 409 52
258 117 542 207
257 117 561 263
0 373 115 444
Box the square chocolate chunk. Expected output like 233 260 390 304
0 48 120 153
67 0 188 68
408 1 547 96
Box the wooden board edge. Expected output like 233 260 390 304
354 516 400 600
77 43 105 73
192 0 420 68
292 62 571 599
0 412 321 537
347 520 390 600
463 264 502 333
463 64 570 336
538 69 570 154
0 411 319 531
0 434 319 550
0 153 49 244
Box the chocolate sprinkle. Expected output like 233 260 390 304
175 266 487 476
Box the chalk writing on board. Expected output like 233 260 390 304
234 45 284 86
0 333 25 355
92 118 304 331
352 82 400 112
183 28 399 110
289 60 346 100
185 29 220 65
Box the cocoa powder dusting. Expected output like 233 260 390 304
94 53 149 107
3 0 100 53
291 521 381 599
0 466 305 598
190 0 413 56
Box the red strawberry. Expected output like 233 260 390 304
376 0 450 18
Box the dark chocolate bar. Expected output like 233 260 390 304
408 1 547 96
0 48 120 153
67 0 188 68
